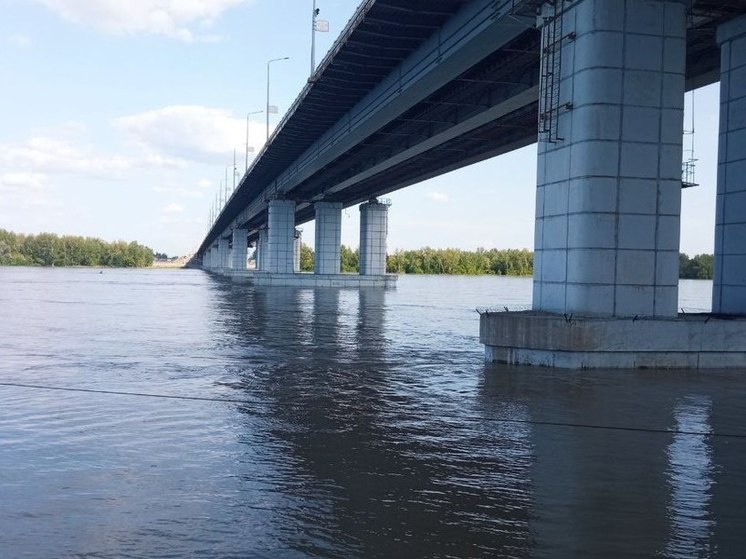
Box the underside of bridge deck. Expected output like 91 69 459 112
199 0 746 253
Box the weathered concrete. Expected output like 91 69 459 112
481 311 746 369
231 228 248 270
713 15 746 315
359 200 388 276
314 202 342 275
532 0 686 317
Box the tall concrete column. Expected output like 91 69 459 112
210 245 218 269
267 199 296 273
713 16 746 315
532 0 686 317
294 229 302 273
256 227 268 271
359 200 388 276
218 237 230 269
314 202 342 274
232 228 248 270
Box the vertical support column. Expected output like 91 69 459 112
267 199 296 274
713 16 746 315
294 229 302 273
218 237 230 269
359 199 389 276
210 245 218 269
314 202 342 274
256 227 268 271
232 228 248 270
532 0 686 317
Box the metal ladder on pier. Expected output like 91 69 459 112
538 1 574 143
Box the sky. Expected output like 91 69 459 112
0 0 721 257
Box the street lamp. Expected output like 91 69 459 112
310 1 329 76
246 109 263 172
266 56 289 141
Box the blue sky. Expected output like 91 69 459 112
0 0 720 257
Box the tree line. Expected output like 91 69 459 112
298 245 533 275
679 253 713 280
0 230 154 268
299 245 715 279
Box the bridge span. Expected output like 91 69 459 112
197 0 746 368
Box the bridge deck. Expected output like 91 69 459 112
199 0 745 253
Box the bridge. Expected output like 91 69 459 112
196 0 746 368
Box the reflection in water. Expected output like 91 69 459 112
665 397 714 558
1 270 745 558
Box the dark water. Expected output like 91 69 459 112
1 268 744 558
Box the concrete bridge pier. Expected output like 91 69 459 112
314 202 342 274
713 16 746 315
256 227 268 271
231 228 248 270
266 199 296 274
294 229 302 273
481 0 746 368
218 237 230 270
209 244 218 269
359 200 389 276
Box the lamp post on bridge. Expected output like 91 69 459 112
246 109 262 172
266 56 289 142
310 1 329 77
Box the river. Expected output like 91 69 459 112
0 267 744 558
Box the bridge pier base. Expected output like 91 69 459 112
481 312 746 369
713 15 746 315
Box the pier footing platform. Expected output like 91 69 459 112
480 311 746 369
207 268 397 288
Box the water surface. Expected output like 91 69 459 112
0 268 743 558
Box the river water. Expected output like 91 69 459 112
1 268 744 558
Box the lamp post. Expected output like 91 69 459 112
266 56 289 141
310 1 329 77
246 109 263 172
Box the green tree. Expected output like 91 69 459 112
0 229 154 268
341 245 359 273
300 243 314 271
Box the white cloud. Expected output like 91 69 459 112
426 191 450 203
197 178 213 189
0 172 47 191
163 203 185 214
30 0 248 41
154 185 205 198
7 34 31 48
0 129 178 179
116 105 249 163
1 135 130 177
